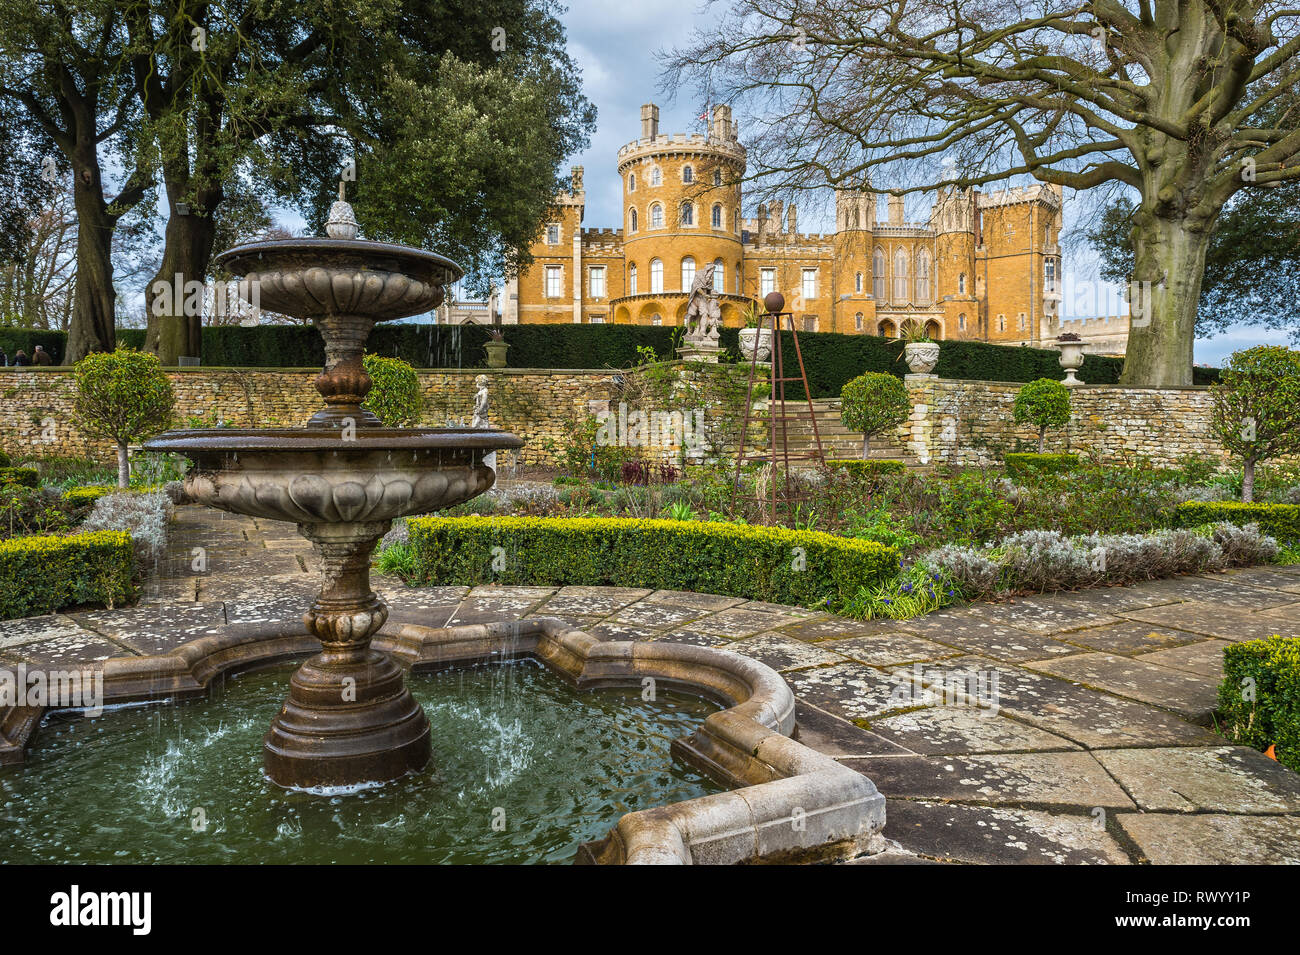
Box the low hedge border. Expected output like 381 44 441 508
825 459 906 478
0 530 135 619
0 467 39 488
1003 453 1080 479
1218 635 1300 773
1175 501 1300 541
406 516 899 608
62 486 119 508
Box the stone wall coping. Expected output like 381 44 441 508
916 376 1212 392
0 366 621 377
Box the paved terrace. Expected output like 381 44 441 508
3 504 1300 864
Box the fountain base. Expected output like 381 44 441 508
263 649 431 789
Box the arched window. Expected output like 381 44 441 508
958 272 967 295
958 312 967 331
855 311 863 331
713 258 725 292
682 165 694 183
734 207 741 233
924 320 941 340
713 169 722 186
650 258 664 293
854 207 861 229
916 250 932 303
628 264 638 295
680 202 694 227
628 173 636 192
681 256 696 291
872 248 886 301
711 203 723 229
878 319 897 338
649 166 662 187
629 208 638 233
893 249 909 302
650 203 664 229
855 271 863 294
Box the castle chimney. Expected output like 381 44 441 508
757 204 769 244
712 104 733 141
889 194 904 225
571 165 584 194
786 204 797 235
769 200 784 233
641 103 660 139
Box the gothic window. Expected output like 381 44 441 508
649 166 662 187
873 248 886 301
855 271 863 294
680 202 694 227
855 311 863 331
628 173 636 192
650 203 664 229
682 165 694 183
712 204 723 229
893 249 909 302
628 264 637 295
681 256 696 291
916 250 932 303
713 258 725 292
958 272 967 295
628 208 637 233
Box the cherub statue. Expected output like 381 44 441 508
472 374 490 428
682 263 721 345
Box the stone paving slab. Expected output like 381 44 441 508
1023 651 1219 723
847 752 1136 808
1 632 125 665
867 706 1082 756
641 590 747 611
692 607 808 637
1128 575 1298 609
72 602 228 656
1116 813 1300 864
900 616 1084 663
1120 601 1300 641
1037 585 1182 614
1095 746 1300 813
776 615 904 642
781 662 920 723
955 598 1124 635
1131 639 1230 679
717 633 845 672
0 615 92 650
822 633 964 667
1055 620 1207 654
1197 567 1300 593
882 801 1129 864
793 703 912 757
608 602 707 628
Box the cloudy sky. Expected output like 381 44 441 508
557 0 1290 364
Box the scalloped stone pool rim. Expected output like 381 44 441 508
0 615 886 865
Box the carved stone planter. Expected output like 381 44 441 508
1058 340 1086 387
904 341 940 375
739 327 773 363
484 340 509 368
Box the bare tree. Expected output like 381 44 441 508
666 1 1300 385
0 185 76 329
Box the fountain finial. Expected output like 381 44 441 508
326 179 359 239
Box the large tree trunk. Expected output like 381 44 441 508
65 171 118 364
144 186 220 364
116 442 130 489
1242 458 1256 503
1119 212 1213 387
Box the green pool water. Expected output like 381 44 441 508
0 660 722 864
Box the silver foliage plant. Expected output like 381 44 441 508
81 491 172 567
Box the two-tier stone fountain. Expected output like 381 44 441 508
145 186 522 790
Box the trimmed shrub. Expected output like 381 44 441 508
80 491 171 567
0 530 135 619
61 486 117 508
825 459 906 478
1012 378 1072 453
0 467 38 488
840 372 910 457
921 544 1001 597
361 354 422 426
73 349 175 488
1003 452 1081 480
406 515 898 608
1210 345 1300 502
1210 522 1280 566
1175 501 1300 541
1218 636 1300 773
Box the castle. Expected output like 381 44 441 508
505 103 1126 354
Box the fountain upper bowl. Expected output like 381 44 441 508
214 238 463 322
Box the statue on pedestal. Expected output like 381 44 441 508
473 374 496 472
682 264 721 346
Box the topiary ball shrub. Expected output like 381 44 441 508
1210 345 1300 503
362 354 422 426
840 372 910 457
73 349 175 489
1012 378 1072 453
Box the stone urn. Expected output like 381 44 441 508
739 327 773 363
484 339 509 369
1057 338 1086 387
904 341 940 375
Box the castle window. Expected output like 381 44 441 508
958 272 967 295
649 166 662 187
628 264 637 295
804 316 818 332
802 268 818 301
629 208 638 233
872 248 886 301
680 201 694 227
1045 258 1058 292
855 311 863 331
855 272 863 294
713 169 722 186
712 203 723 229
545 266 563 298
650 258 663 293
628 173 636 192
681 256 696 291
760 268 776 296
997 313 1006 332
650 203 664 229
682 165 694 183
916 250 932 303
958 312 966 331
589 266 606 299
589 314 605 324
1017 312 1026 330
713 259 725 292
893 249 908 302
546 224 560 245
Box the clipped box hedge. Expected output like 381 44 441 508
1003 452 1081 479
0 530 135 619
0 467 39 488
406 515 899 608
1218 635 1300 773
825 459 906 478
1175 501 1300 541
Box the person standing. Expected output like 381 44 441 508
31 345 51 365
12 349 30 366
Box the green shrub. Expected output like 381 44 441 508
1218 636 1300 773
0 530 135 619
1004 452 1081 479
1012 378 1072 453
0 467 38 488
1175 501 1300 541
1210 345 1300 502
361 354 422 426
406 515 899 608
61 486 117 508
73 348 175 488
840 373 910 457
825 459 906 478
